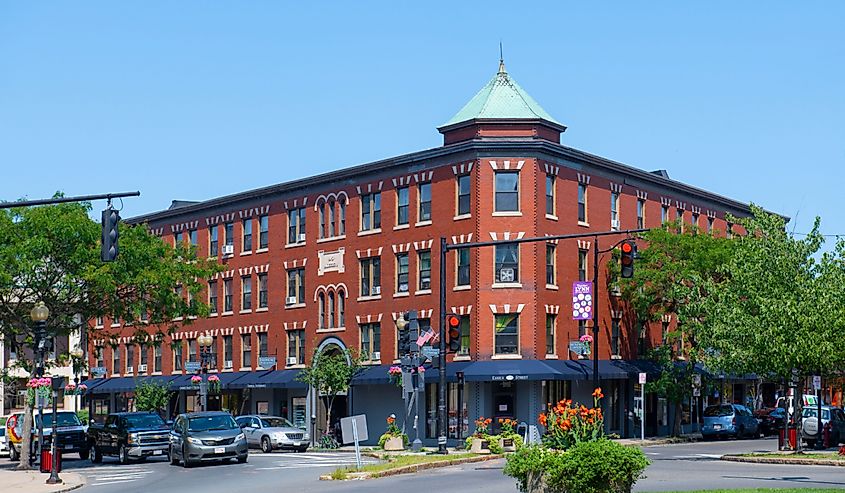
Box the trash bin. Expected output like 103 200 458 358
39 449 61 474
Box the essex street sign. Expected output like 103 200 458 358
572 281 593 320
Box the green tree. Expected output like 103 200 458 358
697 206 845 449
0 200 220 469
134 380 172 415
617 222 733 435
296 347 362 435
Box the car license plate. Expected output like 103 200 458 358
293 442 299 446
215 447 225 454
153 450 162 455
713 424 722 430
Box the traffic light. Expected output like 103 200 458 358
101 207 120 262
446 313 461 353
620 240 636 278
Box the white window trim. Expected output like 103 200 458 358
492 211 523 217
453 285 472 292
414 220 432 227
393 224 410 231
453 213 471 221
492 282 523 289
357 228 382 237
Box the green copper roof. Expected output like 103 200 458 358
441 61 563 128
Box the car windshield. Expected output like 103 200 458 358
37 412 81 428
803 409 830 420
124 414 165 428
704 405 734 417
260 417 295 428
188 415 237 432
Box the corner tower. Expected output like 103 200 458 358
437 59 567 145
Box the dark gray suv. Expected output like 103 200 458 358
169 412 248 467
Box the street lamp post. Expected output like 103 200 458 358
70 347 84 413
30 301 49 466
197 334 213 412
46 376 64 485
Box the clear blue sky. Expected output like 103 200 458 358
2 2 843 242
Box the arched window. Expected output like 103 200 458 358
318 203 326 239
339 201 346 235
337 289 346 327
328 291 336 328
328 198 336 237
318 292 326 329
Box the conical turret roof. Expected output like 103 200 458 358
440 61 563 129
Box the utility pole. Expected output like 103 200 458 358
593 237 600 389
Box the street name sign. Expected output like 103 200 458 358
184 362 200 372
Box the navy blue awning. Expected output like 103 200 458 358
461 360 560 382
226 370 304 389
540 360 592 380
82 378 110 395
351 361 473 385
569 360 634 379
88 375 179 394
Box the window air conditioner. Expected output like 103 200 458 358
126 366 134 373
287 357 297 366
298 233 306 242
138 364 147 373
611 219 620 230
224 360 233 369
372 351 381 360
222 244 234 256
372 286 381 295
287 296 298 305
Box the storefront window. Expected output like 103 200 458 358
426 382 467 439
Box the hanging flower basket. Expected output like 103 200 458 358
190 375 202 387
388 365 402 387
64 383 87 396
207 374 221 393
579 334 593 356
26 377 52 406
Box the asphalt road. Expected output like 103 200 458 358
47 437 845 492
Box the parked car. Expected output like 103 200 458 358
801 405 845 448
88 412 171 464
701 404 759 440
5 410 89 461
168 412 247 467
235 415 309 453
1 416 9 456
755 407 787 436
35 411 90 460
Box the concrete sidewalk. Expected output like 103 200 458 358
616 432 702 446
0 465 84 493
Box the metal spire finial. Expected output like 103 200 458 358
498 41 506 74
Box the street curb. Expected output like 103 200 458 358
721 455 845 467
319 454 503 480
615 436 700 447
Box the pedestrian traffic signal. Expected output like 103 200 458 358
101 207 120 262
446 313 461 353
620 240 636 278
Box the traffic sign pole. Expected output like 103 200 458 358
639 372 646 441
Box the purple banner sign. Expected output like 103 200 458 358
572 281 593 320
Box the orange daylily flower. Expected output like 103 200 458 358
592 388 604 399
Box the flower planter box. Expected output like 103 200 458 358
383 436 405 451
499 437 516 453
469 437 491 454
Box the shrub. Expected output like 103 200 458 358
550 439 649 493
504 440 649 493
503 445 553 493
76 409 89 425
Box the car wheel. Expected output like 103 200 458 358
260 436 272 454
79 448 90 461
118 443 129 465
806 439 817 448
182 446 194 468
169 446 179 466
237 454 247 464
9 444 18 462
92 446 103 464
297 446 308 453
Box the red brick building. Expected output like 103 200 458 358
85 61 752 441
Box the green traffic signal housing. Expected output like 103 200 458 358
101 207 120 262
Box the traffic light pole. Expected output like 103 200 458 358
437 228 647 453
0 191 140 209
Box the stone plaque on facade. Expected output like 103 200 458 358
318 248 345 275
